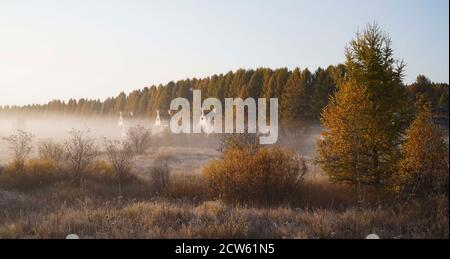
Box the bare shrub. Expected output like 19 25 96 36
204 147 306 205
148 154 171 195
127 125 151 155
104 140 135 198
64 129 98 188
2 130 33 171
38 140 65 168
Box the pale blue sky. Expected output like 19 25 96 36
1 0 448 106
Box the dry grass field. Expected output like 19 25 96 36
0 116 448 239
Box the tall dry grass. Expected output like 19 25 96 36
0 197 447 239
0 155 447 239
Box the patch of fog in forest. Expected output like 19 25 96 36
0 114 324 174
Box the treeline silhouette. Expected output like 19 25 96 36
1 66 448 122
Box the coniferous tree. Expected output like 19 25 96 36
319 23 410 190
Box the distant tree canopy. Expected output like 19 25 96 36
0 66 345 122
408 75 449 113
0 65 447 124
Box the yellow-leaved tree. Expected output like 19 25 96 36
394 101 449 201
318 24 411 204
318 80 372 203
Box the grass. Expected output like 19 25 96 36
0 160 448 239
1 193 447 239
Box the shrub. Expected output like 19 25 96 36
2 130 33 171
148 154 171 195
38 140 65 168
104 140 135 197
64 129 98 187
127 125 151 155
203 147 306 205
85 160 149 199
0 159 61 191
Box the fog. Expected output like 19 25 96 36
0 113 323 175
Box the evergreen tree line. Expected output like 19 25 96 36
1 66 447 122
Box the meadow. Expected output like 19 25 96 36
0 114 447 239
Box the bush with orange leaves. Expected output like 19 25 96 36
203 147 307 205
0 159 63 191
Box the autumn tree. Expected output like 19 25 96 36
393 101 449 201
38 139 65 168
104 140 135 198
65 129 98 187
2 130 33 171
318 81 372 204
318 24 411 206
126 125 151 155
148 154 171 195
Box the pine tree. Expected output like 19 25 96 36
114 92 127 114
318 23 410 193
310 67 336 118
157 83 173 112
280 68 303 122
247 69 264 99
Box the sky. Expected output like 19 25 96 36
0 0 449 106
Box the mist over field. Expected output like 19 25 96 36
0 113 323 177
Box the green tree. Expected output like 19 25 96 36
310 67 337 118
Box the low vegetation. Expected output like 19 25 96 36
204 147 307 205
0 131 447 239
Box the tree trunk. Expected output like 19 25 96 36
355 137 364 208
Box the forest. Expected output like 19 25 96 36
1 66 448 125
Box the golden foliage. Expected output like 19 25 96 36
318 82 376 184
0 159 61 191
203 147 306 205
393 104 449 199
318 24 410 188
